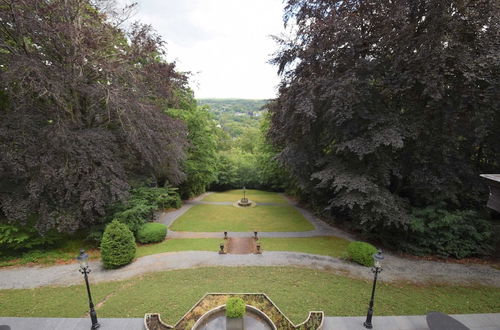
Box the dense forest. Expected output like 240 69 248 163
197 98 288 191
0 0 498 259
198 98 267 138
268 0 500 256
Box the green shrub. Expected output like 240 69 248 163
398 207 495 259
137 223 167 244
86 225 105 244
0 222 61 252
109 187 181 234
130 187 181 210
226 297 246 318
113 202 155 235
100 220 136 269
347 241 378 267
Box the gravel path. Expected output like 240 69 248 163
156 192 212 227
1 251 499 289
2 192 498 290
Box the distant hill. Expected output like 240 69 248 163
197 98 268 137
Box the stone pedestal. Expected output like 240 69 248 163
226 317 244 330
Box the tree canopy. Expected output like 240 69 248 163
269 0 500 236
0 0 189 233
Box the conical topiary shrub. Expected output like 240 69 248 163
100 220 136 269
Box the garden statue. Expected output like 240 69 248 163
238 186 251 207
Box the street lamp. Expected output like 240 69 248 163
77 249 100 329
363 250 384 329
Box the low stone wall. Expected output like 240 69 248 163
144 292 324 330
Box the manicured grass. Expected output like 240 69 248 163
170 204 314 232
0 267 498 324
136 237 349 258
136 238 222 258
0 236 347 267
202 189 288 204
261 236 350 258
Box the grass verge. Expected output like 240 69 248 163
170 204 314 232
0 238 98 268
0 236 349 267
0 267 498 324
260 236 350 258
136 238 222 258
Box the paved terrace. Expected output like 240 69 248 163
1 313 499 330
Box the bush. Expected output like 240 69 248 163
109 187 181 234
100 220 136 269
113 202 156 235
130 187 182 210
226 297 246 318
137 223 167 244
397 207 495 259
347 241 378 267
86 225 105 244
0 222 61 252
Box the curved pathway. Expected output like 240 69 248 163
1 251 499 289
1 192 499 290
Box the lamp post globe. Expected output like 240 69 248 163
77 249 100 329
77 249 89 270
363 250 384 329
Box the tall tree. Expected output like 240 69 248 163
0 0 189 233
269 0 500 233
165 91 219 198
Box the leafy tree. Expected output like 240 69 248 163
0 0 189 233
256 114 290 191
166 92 219 198
269 0 499 238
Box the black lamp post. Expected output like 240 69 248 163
77 249 100 329
363 250 384 329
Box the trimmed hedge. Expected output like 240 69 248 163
100 220 136 269
226 297 246 318
347 241 377 267
137 223 167 244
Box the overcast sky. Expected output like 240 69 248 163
121 0 286 99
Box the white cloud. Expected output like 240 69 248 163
119 0 285 99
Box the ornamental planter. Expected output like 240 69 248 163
144 293 323 330
226 316 244 330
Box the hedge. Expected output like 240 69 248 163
347 241 377 267
137 223 167 244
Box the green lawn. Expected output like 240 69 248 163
202 189 289 204
0 236 348 267
0 238 99 268
136 238 222 258
260 236 350 258
136 237 349 258
169 204 314 232
0 267 498 324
